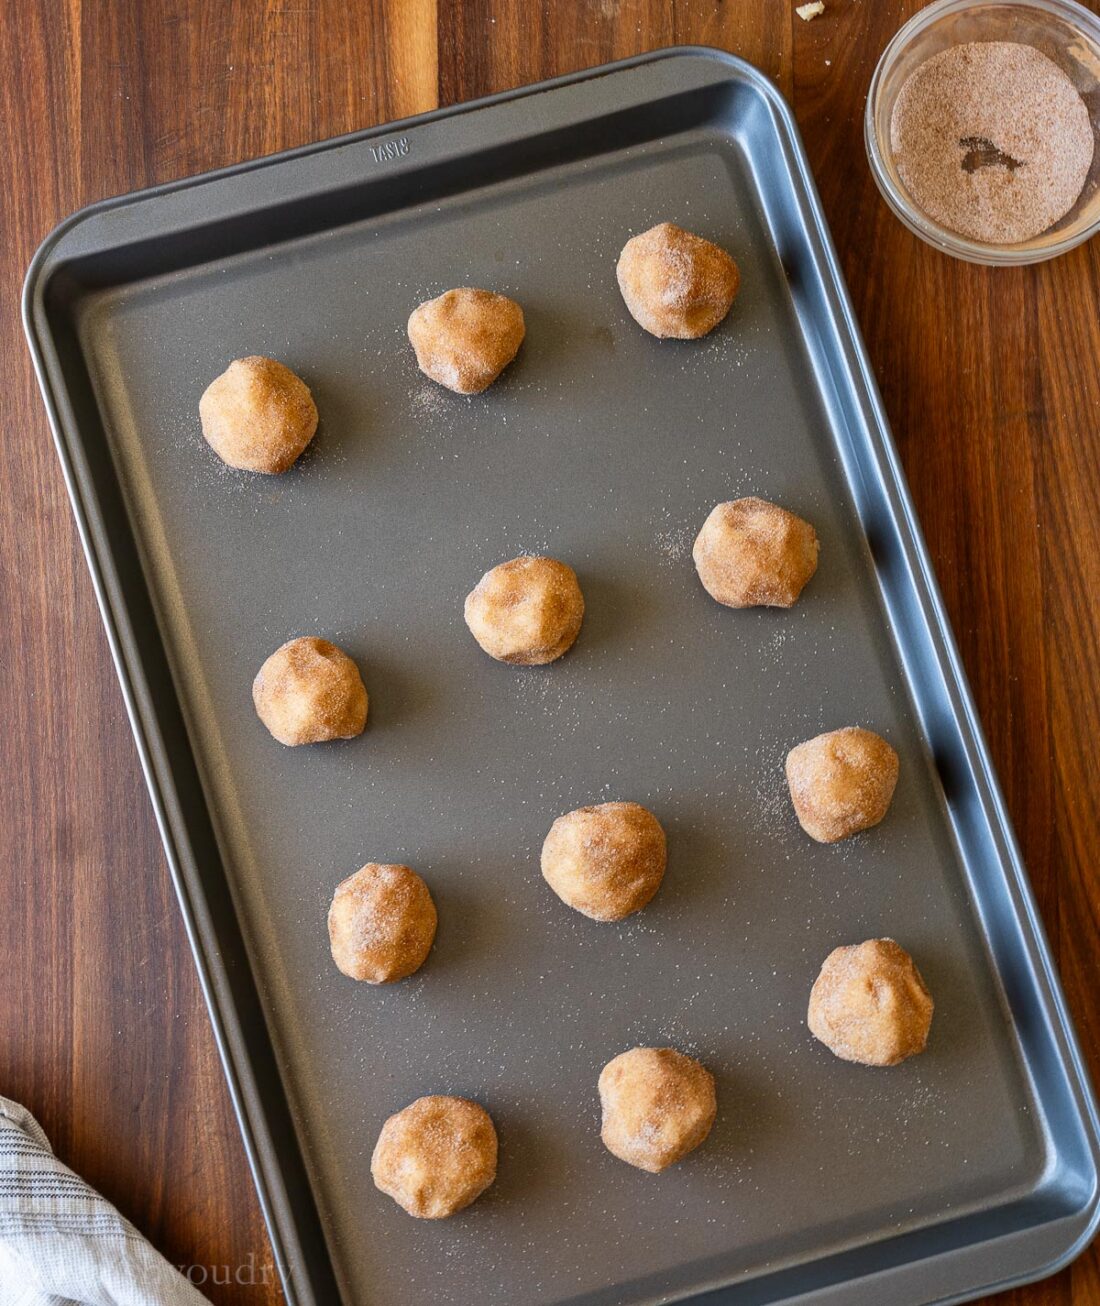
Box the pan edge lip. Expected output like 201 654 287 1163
20 44 764 294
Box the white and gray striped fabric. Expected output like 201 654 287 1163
0 1096 209 1306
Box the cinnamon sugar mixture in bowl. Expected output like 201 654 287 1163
866 0 1100 264
890 41 1093 243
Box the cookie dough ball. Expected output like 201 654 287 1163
808 939 933 1066
464 555 584 665
616 222 740 339
252 636 368 746
693 497 819 609
328 863 437 983
408 288 525 394
599 1048 716 1172
541 801 666 921
786 726 899 843
371 1096 498 1218
199 356 318 474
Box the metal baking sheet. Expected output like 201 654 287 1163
23 47 1100 1306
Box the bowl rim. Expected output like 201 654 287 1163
865 0 1100 265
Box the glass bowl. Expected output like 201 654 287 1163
865 0 1100 264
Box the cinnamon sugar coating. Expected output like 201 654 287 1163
616 222 740 339
599 1047 716 1172
199 355 318 474
252 636 368 746
371 1095 498 1218
541 801 666 921
328 863 437 983
808 939 933 1066
785 726 899 843
693 496 819 609
464 555 584 665
407 288 525 394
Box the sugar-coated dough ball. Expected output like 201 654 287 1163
541 801 666 921
199 356 318 473
617 222 740 339
599 1047 716 1172
464 555 584 665
328 863 437 983
808 939 933 1066
408 288 525 394
252 637 368 746
693 497 819 608
371 1096 498 1218
786 726 899 843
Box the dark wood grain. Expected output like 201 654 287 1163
1 2 1097 1302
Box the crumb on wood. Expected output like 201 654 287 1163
796 1 825 19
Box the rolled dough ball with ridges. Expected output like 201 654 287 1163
785 726 899 843
199 356 318 473
408 288 525 393
599 1047 717 1172
541 801 666 921
252 637 368 746
808 938 933 1066
328 863 437 983
464 555 584 665
616 222 740 339
371 1095 498 1218
693 497 818 609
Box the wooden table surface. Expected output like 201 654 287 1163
3 2 1099 1302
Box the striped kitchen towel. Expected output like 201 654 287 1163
0 1096 209 1306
